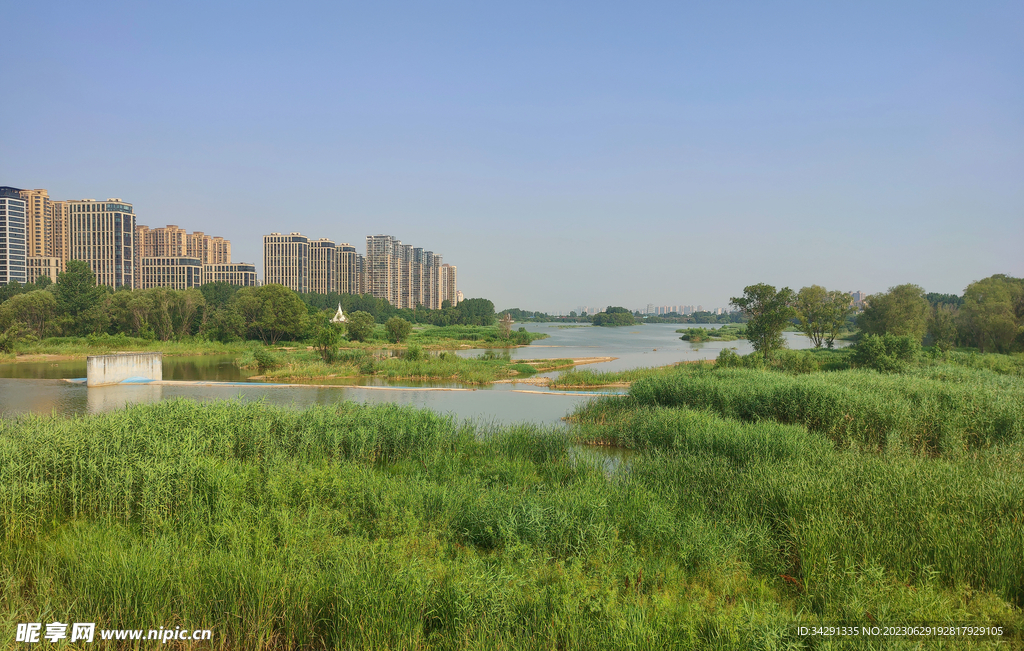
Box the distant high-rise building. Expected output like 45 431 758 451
364 235 448 308
263 232 309 292
202 262 258 287
25 256 63 284
134 225 232 289
309 238 336 294
19 189 70 280
20 189 53 258
139 256 202 290
0 187 27 285
67 198 136 289
366 234 396 304
336 243 360 295
440 263 458 306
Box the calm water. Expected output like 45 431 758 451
465 322 846 373
0 324 836 423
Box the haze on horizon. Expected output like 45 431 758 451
2 1 1021 313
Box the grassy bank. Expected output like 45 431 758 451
0 334 250 361
613 364 1024 454
245 347 575 384
0 326 548 364
0 399 1019 649
676 324 747 342
548 361 712 388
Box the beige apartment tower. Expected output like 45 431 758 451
309 238 336 294
441 264 458 307
139 256 203 290
202 262 257 287
20 189 70 279
336 244 360 295
264 233 309 292
26 256 63 284
67 198 136 289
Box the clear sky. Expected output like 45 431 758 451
3 1 1021 313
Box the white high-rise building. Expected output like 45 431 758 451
0 187 27 285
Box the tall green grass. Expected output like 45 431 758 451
0 399 1020 648
624 365 1024 453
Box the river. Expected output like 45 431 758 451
0 323 838 424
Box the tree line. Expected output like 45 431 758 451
730 274 1024 361
0 261 496 347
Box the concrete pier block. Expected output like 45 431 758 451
86 352 163 387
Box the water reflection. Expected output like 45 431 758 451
0 378 600 425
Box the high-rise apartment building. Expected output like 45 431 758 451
19 189 70 279
203 262 257 287
67 198 136 289
26 256 63 284
309 238 336 294
185 232 231 265
139 256 202 290
20 189 54 258
422 251 442 310
264 232 309 292
0 187 27 285
440 264 458 307
366 235 396 304
336 243 360 295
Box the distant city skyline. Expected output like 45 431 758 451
2 2 1021 311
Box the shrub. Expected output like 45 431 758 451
404 344 423 361
385 317 413 343
853 334 920 372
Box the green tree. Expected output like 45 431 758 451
858 284 929 342
0 280 27 304
927 304 959 352
52 261 108 335
794 285 854 348
199 281 240 310
33 275 52 289
346 311 376 342
730 283 796 361
231 284 309 345
455 298 496 325
309 314 343 362
385 316 413 343
959 274 1024 353
0 291 57 338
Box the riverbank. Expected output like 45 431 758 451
0 325 549 364
246 348 588 385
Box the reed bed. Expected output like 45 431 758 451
0 399 1020 648
550 361 712 388
623 365 1024 454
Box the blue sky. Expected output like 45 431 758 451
3 1 1021 312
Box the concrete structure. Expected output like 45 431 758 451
139 256 203 290
202 262 257 286
26 256 63 284
264 232 309 292
86 352 162 387
68 198 136 289
0 187 27 285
